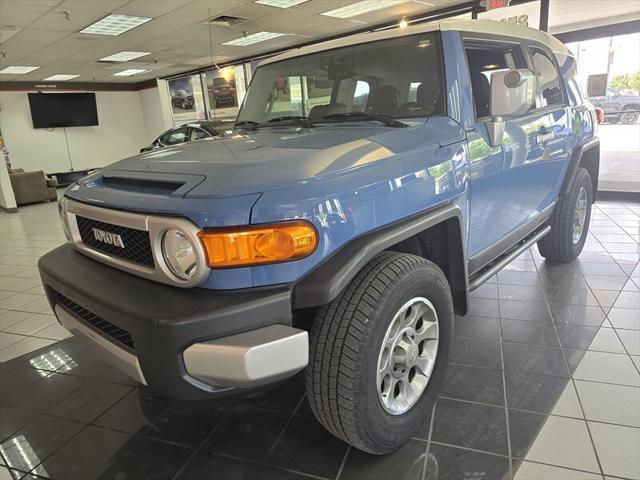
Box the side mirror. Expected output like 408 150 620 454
485 69 535 146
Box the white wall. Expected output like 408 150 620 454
0 87 170 173
139 80 174 144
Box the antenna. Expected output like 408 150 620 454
208 8 216 124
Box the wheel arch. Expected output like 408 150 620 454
293 203 469 315
562 138 600 202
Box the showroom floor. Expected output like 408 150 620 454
0 199 639 480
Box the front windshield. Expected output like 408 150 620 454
236 32 444 125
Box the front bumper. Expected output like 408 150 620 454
38 244 307 400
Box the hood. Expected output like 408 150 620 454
103 116 464 199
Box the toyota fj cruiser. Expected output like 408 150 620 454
39 19 600 454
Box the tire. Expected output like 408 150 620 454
620 107 639 125
305 251 453 454
538 167 593 262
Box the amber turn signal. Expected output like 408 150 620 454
198 221 318 268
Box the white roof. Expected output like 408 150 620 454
259 19 570 67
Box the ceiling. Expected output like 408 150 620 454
0 0 638 84
0 0 468 83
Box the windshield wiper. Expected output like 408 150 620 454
266 116 314 128
322 111 408 128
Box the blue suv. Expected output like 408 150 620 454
39 20 599 454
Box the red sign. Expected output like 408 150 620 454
485 0 510 10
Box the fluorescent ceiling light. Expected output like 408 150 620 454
322 0 408 18
255 0 309 7
223 31 288 46
113 69 149 77
43 74 80 81
100 51 150 62
0 65 39 74
80 14 152 36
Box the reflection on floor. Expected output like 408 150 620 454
1 199 639 480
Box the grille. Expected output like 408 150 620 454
54 290 135 352
76 216 154 267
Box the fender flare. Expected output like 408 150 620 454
561 137 600 200
293 202 468 313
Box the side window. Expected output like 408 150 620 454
529 46 564 107
161 127 189 145
464 41 528 119
352 80 370 111
190 128 208 141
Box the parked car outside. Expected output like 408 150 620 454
40 19 599 455
171 89 194 109
140 121 219 152
210 77 236 107
589 87 640 124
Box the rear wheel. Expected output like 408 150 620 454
305 252 453 454
620 107 639 125
538 167 593 262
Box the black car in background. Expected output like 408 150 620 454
210 77 236 107
589 88 640 124
140 121 218 152
171 89 194 109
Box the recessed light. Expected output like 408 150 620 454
43 74 80 81
80 14 152 36
255 0 309 7
322 0 408 19
0 65 39 74
113 69 149 77
223 31 288 46
100 51 150 62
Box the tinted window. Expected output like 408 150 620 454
464 41 527 118
237 32 444 123
161 127 189 145
190 128 209 141
530 46 564 107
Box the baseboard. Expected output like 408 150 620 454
0 205 18 213
597 190 640 202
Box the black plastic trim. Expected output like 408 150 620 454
38 244 292 400
293 203 468 310
562 137 600 199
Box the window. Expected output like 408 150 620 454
236 32 444 125
529 46 564 107
464 40 528 118
190 128 209 141
161 127 189 145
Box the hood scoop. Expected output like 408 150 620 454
102 175 185 196
82 170 206 198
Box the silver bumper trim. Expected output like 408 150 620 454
54 305 147 385
183 325 308 388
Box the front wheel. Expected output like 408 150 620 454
620 107 640 125
538 167 593 262
305 252 453 454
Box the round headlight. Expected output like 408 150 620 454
161 229 198 280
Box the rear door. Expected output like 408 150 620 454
463 36 571 270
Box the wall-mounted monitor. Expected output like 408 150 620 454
27 93 99 128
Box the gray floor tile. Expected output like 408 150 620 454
519 416 600 473
572 351 640 387
513 461 602 479
616 329 640 355
575 380 640 427
589 421 640 480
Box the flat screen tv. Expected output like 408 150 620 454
28 92 99 128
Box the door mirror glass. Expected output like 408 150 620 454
489 68 535 119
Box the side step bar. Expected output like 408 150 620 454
469 225 551 291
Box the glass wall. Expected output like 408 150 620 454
567 33 640 193
168 74 206 123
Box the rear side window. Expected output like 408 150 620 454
161 127 189 145
529 46 564 107
464 41 528 118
